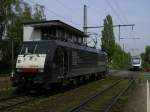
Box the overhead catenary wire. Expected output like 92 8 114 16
112 0 135 39
84 1 131 31
113 0 129 24
55 0 78 23
55 0 74 13
87 0 138 54
105 0 136 40
26 0 83 29
107 0 139 54
105 0 125 24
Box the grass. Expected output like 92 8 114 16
0 77 11 89
0 87 15 98
83 79 130 111
0 77 14 98
109 80 138 112
13 77 123 112
109 71 147 112
136 72 150 84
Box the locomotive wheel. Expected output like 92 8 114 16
97 73 102 79
72 78 80 86
62 79 69 86
80 76 86 84
72 79 77 86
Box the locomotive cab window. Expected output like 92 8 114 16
132 58 140 64
20 43 35 54
35 43 50 54
20 42 49 54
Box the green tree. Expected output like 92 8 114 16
141 52 146 68
145 46 150 62
112 44 130 69
0 0 19 39
33 4 46 21
101 15 130 69
141 46 150 69
7 0 46 41
6 0 47 60
0 0 47 73
101 15 115 63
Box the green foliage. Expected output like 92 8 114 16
0 0 19 39
0 0 46 73
33 4 46 21
141 46 150 69
145 46 150 62
0 0 18 23
0 40 12 73
101 15 130 69
101 15 115 63
6 0 46 41
140 53 147 69
111 44 130 69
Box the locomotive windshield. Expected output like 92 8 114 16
20 42 49 54
132 58 140 64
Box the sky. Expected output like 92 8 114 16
27 0 150 56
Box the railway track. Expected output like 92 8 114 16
0 94 35 112
0 87 15 92
102 80 133 112
69 79 133 112
0 87 16 100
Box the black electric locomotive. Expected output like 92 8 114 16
11 20 108 90
11 40 108 89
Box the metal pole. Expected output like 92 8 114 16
83 5 87 44
11 39 14 76
83 5 87 34
119 25 121 41
84 24 135 42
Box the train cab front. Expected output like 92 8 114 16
12 54 46 88
11 41 52 89
132 65 141 71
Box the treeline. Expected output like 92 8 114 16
0 0 46 73
141 46 150 69
101 15 130 69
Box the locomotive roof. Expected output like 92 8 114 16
23 40 106 54
23 20 87 37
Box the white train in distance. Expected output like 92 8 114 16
130 56 142 71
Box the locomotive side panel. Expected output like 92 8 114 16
70 49 105 76
48 44 108 83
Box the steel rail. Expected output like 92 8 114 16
0 95 34 111
102 80 134 112
69 79 123 112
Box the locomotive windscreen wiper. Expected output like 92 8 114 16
20 43 36 55
33 44 38 54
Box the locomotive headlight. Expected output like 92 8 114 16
10 72 14 80
38 68 44 72
16 68 22 72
